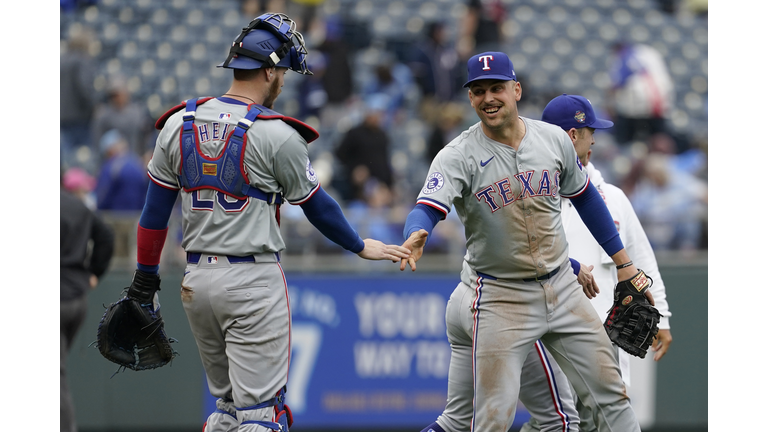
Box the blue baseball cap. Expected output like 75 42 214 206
541 94 614 130
463 51 517 87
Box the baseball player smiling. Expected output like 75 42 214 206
400 51 652 432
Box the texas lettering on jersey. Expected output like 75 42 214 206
474 169 561 212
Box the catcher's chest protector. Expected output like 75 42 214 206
178 99 283 203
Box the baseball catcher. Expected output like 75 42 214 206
604 269 662 358
96 270 177 372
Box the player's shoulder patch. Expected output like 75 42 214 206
422 172 445 194
154 97 215 130
305 159 318 183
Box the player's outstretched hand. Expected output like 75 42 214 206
616 264 655 306
399 229 429 272
357 238 412 261
576 263 599 299
652 329 673 361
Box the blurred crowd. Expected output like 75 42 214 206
60 0 708 265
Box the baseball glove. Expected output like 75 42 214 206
96 270 177 372
603 270 662 358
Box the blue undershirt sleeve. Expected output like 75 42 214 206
403 203 443 243
569 182 624 256
139 182 178 230
299 187 365 254
569 258 581 276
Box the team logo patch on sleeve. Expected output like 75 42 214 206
422 172 445 194
306 160 318 182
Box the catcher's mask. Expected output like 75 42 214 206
218 12 312 75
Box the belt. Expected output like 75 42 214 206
187 253 255 264
522 266 560 282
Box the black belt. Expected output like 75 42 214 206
187 253 255 264
522 266 560 282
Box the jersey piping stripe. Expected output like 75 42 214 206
416 197 449 216
288 183 320 205
534 340 573 431
147 171 180 190
560 177 591 199
470 273 485 432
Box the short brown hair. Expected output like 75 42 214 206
233 68 262 81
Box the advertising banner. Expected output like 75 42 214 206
204 273 532 428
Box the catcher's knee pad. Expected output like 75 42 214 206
236 387 294 432
203 398 239 432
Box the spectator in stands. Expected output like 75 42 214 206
333 94 394 204
95 129 149 212
61 187 114 432
316 15 354 128
62 167 98 211
426 101 466 162
60 26 98 172
90 76 155 163
361 57 415 128
607 42 675 147
457 0 506 61
95 129 149 260
629 152 707 251
407 21 462 107
296 53 329 121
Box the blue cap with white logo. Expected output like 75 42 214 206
541 94 614 131
463 51 517 87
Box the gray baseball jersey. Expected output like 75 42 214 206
416 118 587 283
149 97 319 255
419 118 640 431
149 97 316 430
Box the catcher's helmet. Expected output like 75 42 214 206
218 12 312 75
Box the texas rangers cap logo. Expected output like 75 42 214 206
574 111 586 123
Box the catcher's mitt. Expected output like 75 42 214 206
603 270 662 358
96 270 177 372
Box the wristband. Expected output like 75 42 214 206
616 261 633 270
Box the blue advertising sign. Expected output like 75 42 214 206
204 273 531 429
